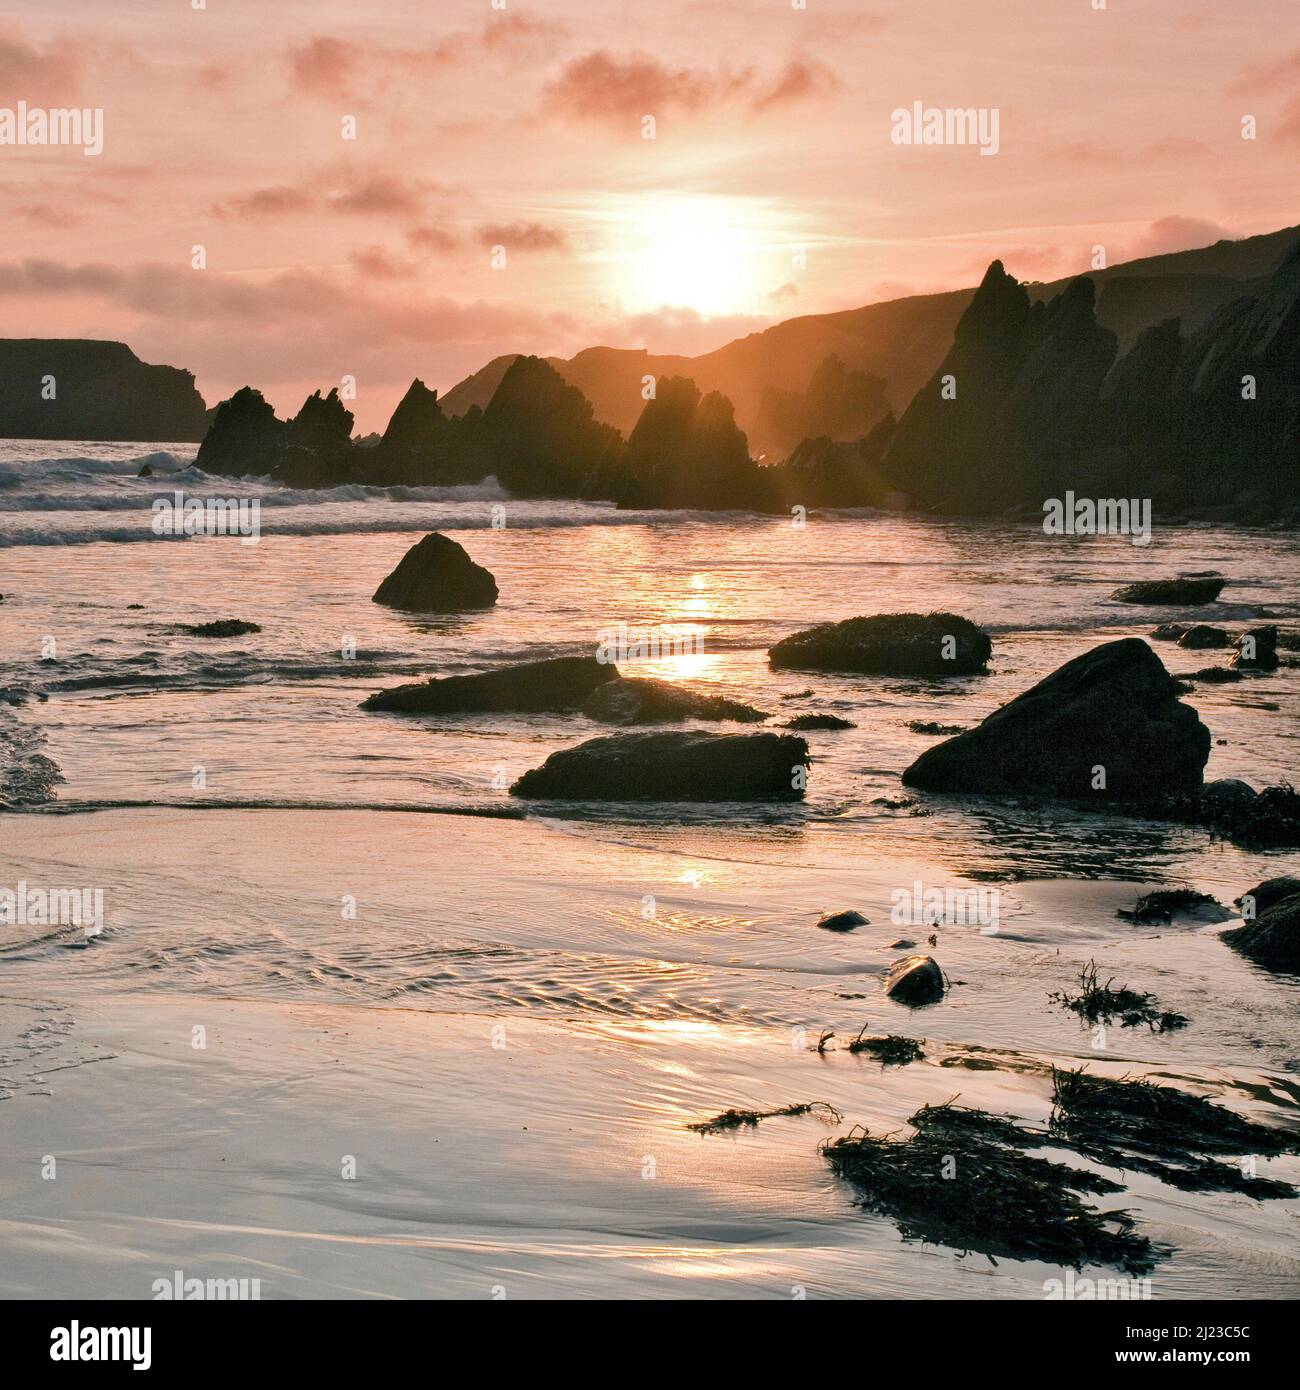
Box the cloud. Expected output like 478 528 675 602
287 16 567 102
348 246 420 280
750 58 838 113
542 49 834 124
1129 216 1233 260
406 225 462 254
475 222 569 253
0 32 84 100
543 51 743 123
211 169 448 221
1226 46 1300 95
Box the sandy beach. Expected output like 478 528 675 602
3 806 1298 1300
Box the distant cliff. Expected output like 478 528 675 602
0 340 208 441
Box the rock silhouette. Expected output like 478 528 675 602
903 638 1210 802
371 532 498 612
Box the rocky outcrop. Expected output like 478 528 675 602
0 339 208 441
604 376 771 510
755 353 890 460
769 613 991 676
510 730 810 801
902 638 1210 802
362 656 614 714
1230 625 1278 669
1221 897 1300 972
480 355 623 498
582 677 768 725
1235 877 1300 916
371 532 498 612
194 386 285 477
1177 624 1231 649
1111 575 1225 604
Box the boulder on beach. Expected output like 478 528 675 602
1151 622 1191 641
769 612 991 676
816 909 869 933
1111 574 1225 605
902 638 1210 802
885 954 945 1005
1177 624 1231 649
509 730 810 801
1199 779 1257 819
361 656 615 714
582 676 768 725
1230 625 1279 670
1221 897 1300 973
372 532 498 612
1234 877 1300 917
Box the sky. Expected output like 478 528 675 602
1 0 1297 431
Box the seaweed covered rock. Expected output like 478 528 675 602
903 638 1210 802
1222 894 1300 972
769 612 991 676
1111 574 1225 605
1235 876 1300 917
362 656 614 714
372 532 498 612
510 730 809 801
582 677 768 725
1230 625 1279 670
1177 624 1232 649
884 954 945 1005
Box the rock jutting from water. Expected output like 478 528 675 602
509 730 810 801
581 676 769 725
371 532 498 612
902 638 1210 802
1111 574 1226 605
769 612 991 676
362 656 616 714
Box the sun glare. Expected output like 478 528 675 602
612 195 771 317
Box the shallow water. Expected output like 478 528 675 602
1 441 1298 1298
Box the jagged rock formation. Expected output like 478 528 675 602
0 339 208 441
902 638 1210 802
194 386 285 476
479 355 623 497
755 353 890 460
371 532 498 613
188 233 1300 517
603 376 769 509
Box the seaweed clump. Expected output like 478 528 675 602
846 1032 925 1066
824 1100 1154 1273
180 619 261 638
688 1100 842 1135
1050 961 1189 1033
1117 889 1220 923
1049 1067 1298 1198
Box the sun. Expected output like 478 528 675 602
610 195 771 317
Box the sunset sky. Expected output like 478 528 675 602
1 0 1297 430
